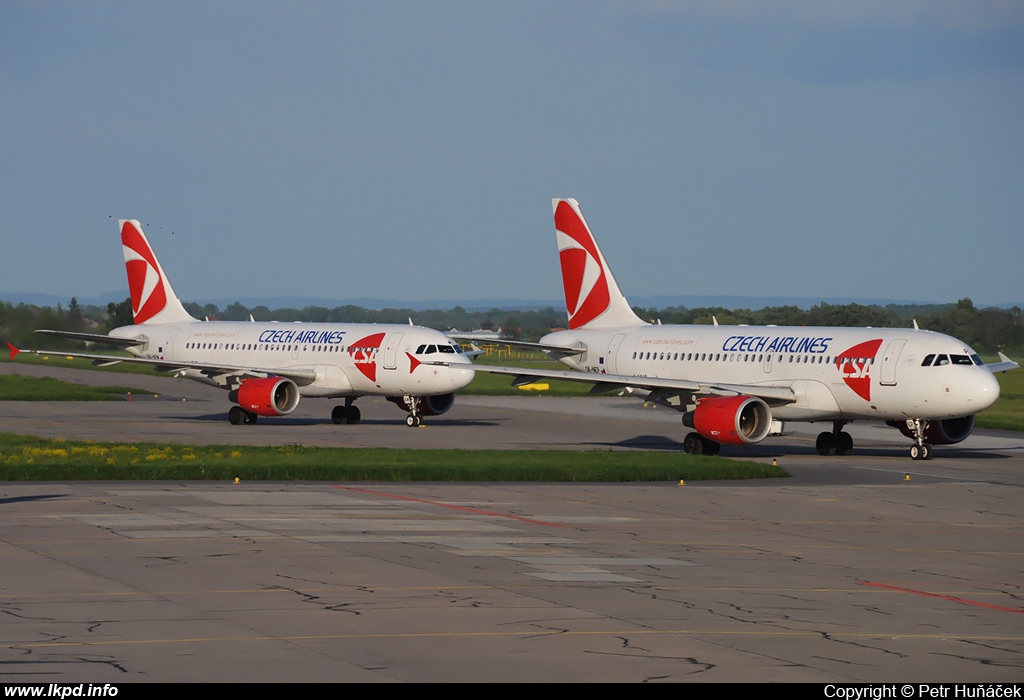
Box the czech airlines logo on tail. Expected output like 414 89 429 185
555 200 611 329
836 339 883 401
121 220 168 325
119 220 194 326
552 199 643 330
350 332 385 382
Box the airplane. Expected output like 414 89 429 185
446 198 1018 460
7 220 475 427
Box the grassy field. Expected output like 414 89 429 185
0 374 149 401
0 433 787 482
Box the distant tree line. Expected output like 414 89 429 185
2 297 1021 353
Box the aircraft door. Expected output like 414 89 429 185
383 333 404 370
880 339 906 386
606 333 626 374
763 352 773 374
159 330 178 360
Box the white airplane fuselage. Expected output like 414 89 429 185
110 321 473 398
542 325 1000 423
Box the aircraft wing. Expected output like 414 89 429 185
34 329 146 347
7 345 318 386
438 360 796 405
448 335 585 356
988 352 1020 374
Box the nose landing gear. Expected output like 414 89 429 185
906 419 933 460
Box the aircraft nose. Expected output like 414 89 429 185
967 369 1001 413
448 359 476 390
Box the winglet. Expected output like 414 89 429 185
7 342 19 360
987 352 1020 374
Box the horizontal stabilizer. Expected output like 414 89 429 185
35 330 146 347
9 347 319 386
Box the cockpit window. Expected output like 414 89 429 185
950 354 972 365
971 354 983 366
438 344 455 353
934 355 949 366
416 344 426 354
426 345 437 354
922 354 935 367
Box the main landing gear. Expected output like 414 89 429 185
816 421 853 456
228 405 258 425
683 432 720 456
332 398 361 425
906 419 933 461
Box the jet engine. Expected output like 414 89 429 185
387 393 456 416
888 416 975 445
229 377 301 416
683 395 772 445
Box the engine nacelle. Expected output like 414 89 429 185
228 377 301 417
888 416 975 445
387 393 456 416
684 395 772 445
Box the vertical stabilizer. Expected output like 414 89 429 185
553 198 644 330
119 220 196 325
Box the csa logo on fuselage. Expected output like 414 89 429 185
350 332 384 382
836 339 883 401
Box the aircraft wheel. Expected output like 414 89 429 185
228 406 244 425
244 411 257 425
348 406 361 424
835 432 853 456
406 414 421 427
683 432 703 455
910 444 922 460
921 443 932 460
816 431 835 456
701 437 721 456
332 405 349 425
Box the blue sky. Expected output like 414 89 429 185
2 1 1022 306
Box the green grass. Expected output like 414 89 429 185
0 433 787 482
0 374 150 401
